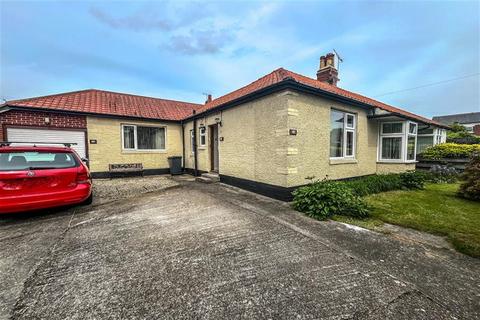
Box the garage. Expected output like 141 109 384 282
6 127 87 158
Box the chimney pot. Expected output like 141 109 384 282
319 55 326 69
205 94 212 104
316 52 339 86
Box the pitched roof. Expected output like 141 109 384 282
197 68 445 127
3 89 202 121
2 68 445 127
432 112 480 125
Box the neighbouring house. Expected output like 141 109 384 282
432 112 480 136
0 53 448 200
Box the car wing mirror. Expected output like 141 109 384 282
81 158 89 163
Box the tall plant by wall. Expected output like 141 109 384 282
458 153 480 201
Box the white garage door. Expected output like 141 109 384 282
7 128 87 158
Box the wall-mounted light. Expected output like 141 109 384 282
44 117 50 125
215 117 222 127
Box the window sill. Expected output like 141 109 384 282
329 158 358 165
122 149 167 154
198 146 207 150
377 160 418 164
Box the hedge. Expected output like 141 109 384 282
420 143 480 160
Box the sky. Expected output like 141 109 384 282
1 0 479 118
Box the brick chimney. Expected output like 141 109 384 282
316 53 339 86
473 124 480 136
205 94 212 104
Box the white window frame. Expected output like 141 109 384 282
406 122 417 161
417 127 446 148
330 110 356 159
199 126 206 147
190 129 195 153
121 124 167 152
378 121 417 162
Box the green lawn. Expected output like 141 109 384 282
333 183 480 258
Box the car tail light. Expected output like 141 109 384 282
76 167 91 184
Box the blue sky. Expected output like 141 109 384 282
1 0 479 118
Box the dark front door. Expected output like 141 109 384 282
209 124 219 172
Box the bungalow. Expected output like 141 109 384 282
0 53 448 200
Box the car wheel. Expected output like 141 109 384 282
83 193 93 205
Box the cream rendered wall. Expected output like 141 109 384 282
87 117 183 173
376 163 416 173
184 90 417 188
286 93 379 187
184 92 289 186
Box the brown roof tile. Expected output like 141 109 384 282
3 68 444 127
5 89 202 121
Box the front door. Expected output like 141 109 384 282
209 124 219 172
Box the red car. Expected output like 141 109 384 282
0 143 92 214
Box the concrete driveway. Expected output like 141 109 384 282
1 180 479 319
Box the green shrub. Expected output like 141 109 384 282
458 153 480 201
420 143 480 160
343 174 403 196
399 171 426 189
292 181 369 220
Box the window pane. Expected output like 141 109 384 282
346 114 355 128
200 127 206 146
382 123 403 134
381 137 402 159
346 131 354 156
137 127 165 150
409 123 417 134
330 110 344 157
0 151 78 171
407 136 416 160
417 136 434 154
123 126 135 149
190 130 195 152
418 127 433 134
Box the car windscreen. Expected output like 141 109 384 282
0 151 79 171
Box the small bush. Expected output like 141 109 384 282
292 181 369 220
458 153 480 201
420 143 480 160
343 174 403 196
399 171 426 189
426 165 459 183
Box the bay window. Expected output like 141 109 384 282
379 121 417 162
122 124 166 151
417 127 446 154
330 110 356 158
